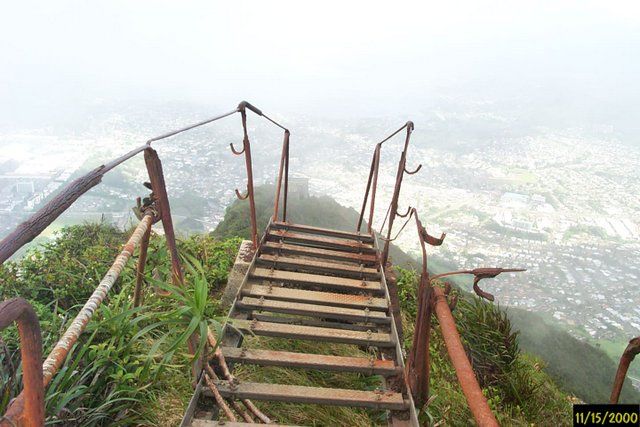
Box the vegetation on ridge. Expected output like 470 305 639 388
0 184 636 425
0 222 240 426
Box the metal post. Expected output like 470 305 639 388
405 212 432 406
382 122 414 266
283 138 290 222
133 225 152 307
0 298 44 427
144 148 184 286
367 145 381 234
357 146 377 233
273 130 290 222
240 108 259 248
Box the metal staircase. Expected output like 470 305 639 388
181 221 419 426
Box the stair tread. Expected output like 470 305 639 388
271 221 374 242
242 283 388 310
221 347 399 375
232 319 394 347
251 267 382 293
261 241 378 264
208 381 408 410
267 230 376 253
258 254 379 278
237 296 389 323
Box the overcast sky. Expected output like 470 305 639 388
1 1 639 122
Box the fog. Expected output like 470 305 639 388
1 0 639 133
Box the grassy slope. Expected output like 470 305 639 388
215 185 640 406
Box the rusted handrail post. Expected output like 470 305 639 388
133 223 152 307
144 148 184 286
0 298 44 427
405 209 445 407
229 103 259 248
433 286 499 426
283 135 290 222
610 336 640 403
381 121 417 267
357 143 381 234
273 130 291 222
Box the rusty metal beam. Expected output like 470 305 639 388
144 147 184 286
251 268 383 294
433 286 498 426
208 381 408 410
272 130 290 222
381 122 415 267
232 319 394 347
610 336 640 403
0 298 44 427
237 107 259 248
221 347 400 376
133 224 152 307
0 144 148 264
41 213 154 387
242 283 388 311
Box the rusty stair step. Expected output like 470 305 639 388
267 230 376 253
242 283 388 311
221 347 400 376
249 313 384 332
207 381 408 410
257 254 380 279
251 268 383 294
232 319 394 347
261 241 378 265
271 221 374 243
237 296 390 324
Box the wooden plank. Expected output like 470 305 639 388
267 230 376 253
271 221 374 243
209 381 408 410
221 347 400 376
242 284 388 311
257 254 379 279
251 268 382 294
261 241 378 265
237 297 390 324
232 319 394 347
